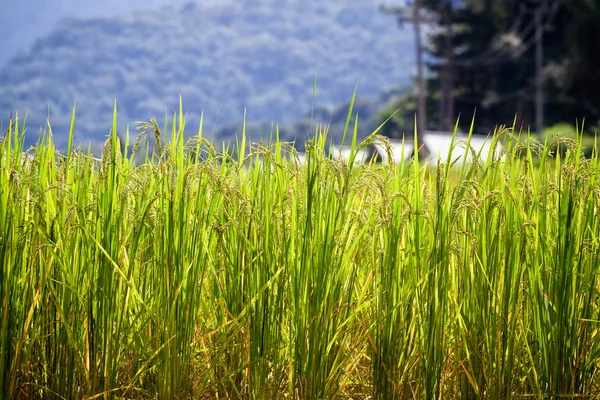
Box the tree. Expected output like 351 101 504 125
415 0 600 136
557 0 600 126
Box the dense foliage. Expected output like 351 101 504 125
1 107 599 398
382 0 600 136
0 0 414 150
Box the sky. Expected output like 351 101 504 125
0 0 215 67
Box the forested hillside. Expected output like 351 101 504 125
0 0 414 150
0 0 202 68
401 0 600 135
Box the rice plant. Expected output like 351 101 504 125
0 104 599 399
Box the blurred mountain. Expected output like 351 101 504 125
214 85 411 150
0 0 207 68
0 0 414 151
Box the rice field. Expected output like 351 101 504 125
1 105 600 399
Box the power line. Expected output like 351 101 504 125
385 0 559 135
449 0 559 134
530 0 553 134
430 1 540 132
451 0 558 68
484 0 557 67
382 0 437 152
450 9 529 67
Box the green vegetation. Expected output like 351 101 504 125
410 0 600 135
1 103 600 399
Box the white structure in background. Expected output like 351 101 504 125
295 151 307 164
329 141 412 165
329 131 503 166
373 139 415 164
329 144 374 165
421 131 504 166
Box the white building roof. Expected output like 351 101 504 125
422 131 503 166
305 132 503 167
329 144 372 165
373 139 414 164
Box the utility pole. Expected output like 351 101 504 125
526 0 549 134
412 1 427 149
383 0 436 154
440 0 454 132
446 24 455 132
534 2 545 135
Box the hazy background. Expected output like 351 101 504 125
0 0 200 67
0 0 415 151
2 0 599 154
